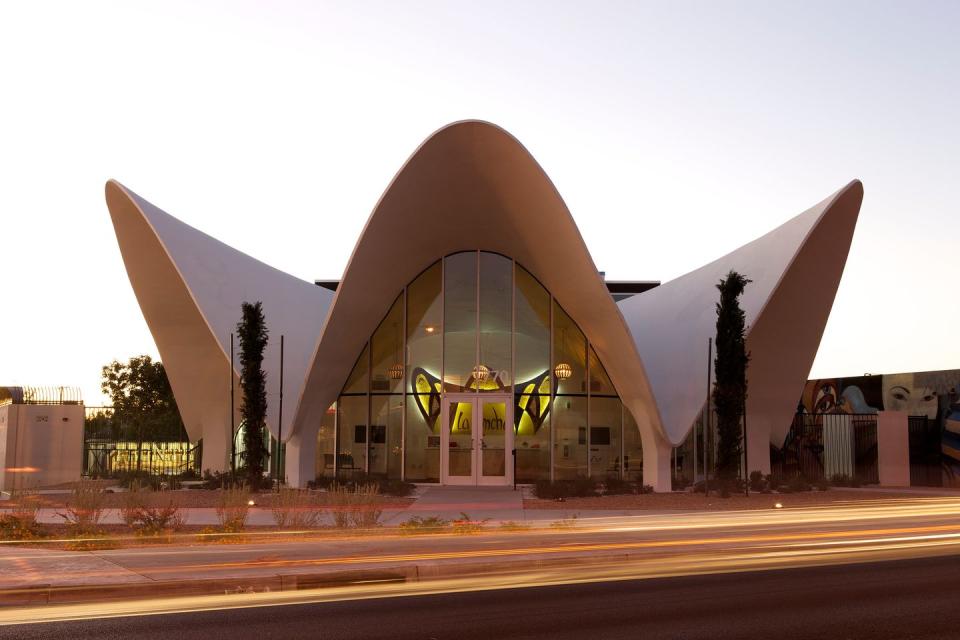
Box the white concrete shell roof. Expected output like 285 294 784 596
293 121 662 446
105 182 333 465
106 120 863 482
618 180 864 453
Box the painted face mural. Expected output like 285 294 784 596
803 379 842 413
800 376 881 415
799 370 960 488
882 373 938 418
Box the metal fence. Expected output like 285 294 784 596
771 413 878 484
908 415 943 487
84 440 202 477
83 406 200 477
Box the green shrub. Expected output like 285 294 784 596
602 477 634 495
786 475 812 493
638 483 655 495
549 515 579 529
0 490 45 540
215 484 251 532
270 487 323 528
749 470 766 492
58 481 106 534
671 474 691 491
120 484 185 536
310 473 415 497
203 469 247 490
327 482 383 528
829 473 862 488
533 478 598 500
451 512 488 535
113 470 182 491
399 515 450 534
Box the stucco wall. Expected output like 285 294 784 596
0 404 84 491
877 411 910 487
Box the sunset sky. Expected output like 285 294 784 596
2 0 957 405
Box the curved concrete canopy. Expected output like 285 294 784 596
618 181 864 466
105 120 863 488
105 181 334 466
293 121 665 450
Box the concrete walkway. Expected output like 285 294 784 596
382 486 525 525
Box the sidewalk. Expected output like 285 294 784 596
3 490 960 607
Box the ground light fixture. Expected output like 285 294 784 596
774 502 783 509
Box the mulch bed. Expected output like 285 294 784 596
15 491 414 510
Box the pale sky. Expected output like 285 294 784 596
2 1 958 406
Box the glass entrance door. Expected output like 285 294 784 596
441 394 513 485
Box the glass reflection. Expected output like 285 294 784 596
553 303 586 394
371 294 404 394
448 401 473 477
370 394 403 477
316 403 336 478
624 408 643 481
444 252 477 391
553 396 588 479
481 400 507 477
343 343 369 394
590 397 622 479
337 395 367 479
479 252 512 392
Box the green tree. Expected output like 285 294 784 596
100 356 187 445
712 271 751 485
83 409 118 441
237 301 269 489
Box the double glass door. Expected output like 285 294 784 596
440 394 513 486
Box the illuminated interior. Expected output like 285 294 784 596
318 251 643 484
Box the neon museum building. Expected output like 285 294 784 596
105 121 864 491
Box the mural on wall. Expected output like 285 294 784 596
801 369 960 486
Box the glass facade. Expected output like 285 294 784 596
322 250 640 483
316 403 336 478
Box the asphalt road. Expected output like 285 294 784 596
4 554 960 640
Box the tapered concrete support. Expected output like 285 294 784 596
745 416 772 475
200 420 231 473
285 424 319 488
642 431 674 492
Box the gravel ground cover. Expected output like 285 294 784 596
523 488 923 511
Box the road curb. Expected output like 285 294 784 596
0 551 632 608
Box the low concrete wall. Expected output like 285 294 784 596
877 411 910 487
0 404 84 491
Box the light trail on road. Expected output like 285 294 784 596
3 520 960 626
2 495 960 626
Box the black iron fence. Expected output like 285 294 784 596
771 413 878 484
83 406 200 478
908 415 943 487
84 440 202 477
